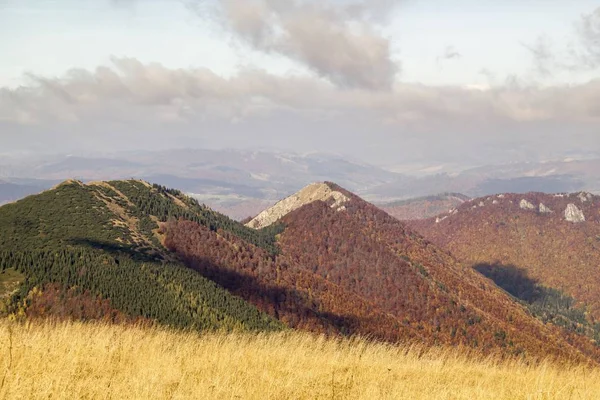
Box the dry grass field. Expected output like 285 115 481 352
1 320 599 399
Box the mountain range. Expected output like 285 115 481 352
1 179 600 363
1 150 598 220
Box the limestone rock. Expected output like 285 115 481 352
564 203 585 223
246 182 349 229
538 203 553 213
519 199 535 210
577 192 593 203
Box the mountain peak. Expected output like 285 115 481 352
246 182 350 229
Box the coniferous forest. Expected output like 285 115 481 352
0 180 282 332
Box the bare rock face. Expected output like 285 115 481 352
564 203 585 223
578 192 593 203
246 182 350 229
538 203 553 213
520 199 535 210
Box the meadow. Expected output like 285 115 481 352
1 320 599 399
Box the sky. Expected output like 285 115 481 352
0 0 599 168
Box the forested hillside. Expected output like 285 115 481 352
0 180 282 332
2 180 600 364
278 184 600 361
166 182 600 362
409 192 600 342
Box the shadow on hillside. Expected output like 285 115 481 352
69 238 162 263
473 263 542 303
72 237 368 339
176 252 368 339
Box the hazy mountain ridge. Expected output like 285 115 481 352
379 193 470 220
2 151 599 221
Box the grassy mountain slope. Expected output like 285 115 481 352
408 192 600 339
3 320 600 399
0 180 282 332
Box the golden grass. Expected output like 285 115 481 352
1 320 599 399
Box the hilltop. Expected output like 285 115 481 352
245 182 351 229
409 191 600 341
0 179 282 332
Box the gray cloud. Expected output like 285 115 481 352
1 56 598 168
1 57 599 130
436 46 461 69
577 7 600 68
440 46 461 61
524 7 600 76
191 0 399 90
521 36 556 77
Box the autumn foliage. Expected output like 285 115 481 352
409 192 600 320
165 183 600 363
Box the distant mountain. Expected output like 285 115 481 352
378 193 470 220
409 192 600 341
0 180 55 205
3 151 597 220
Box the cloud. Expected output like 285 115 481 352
440 46 461 61
576 7 600 68
521 36 556 77
190 0 399 90
436 46 462 69
523 7 600 76
2 57 599 129
1 59 598 166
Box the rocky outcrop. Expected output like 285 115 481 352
578 192 592 203
564 203 585 223
246 182 350 229
520 199 535 210
538 203 553 213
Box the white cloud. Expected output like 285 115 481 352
1 57 599 128
189 0 400 90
